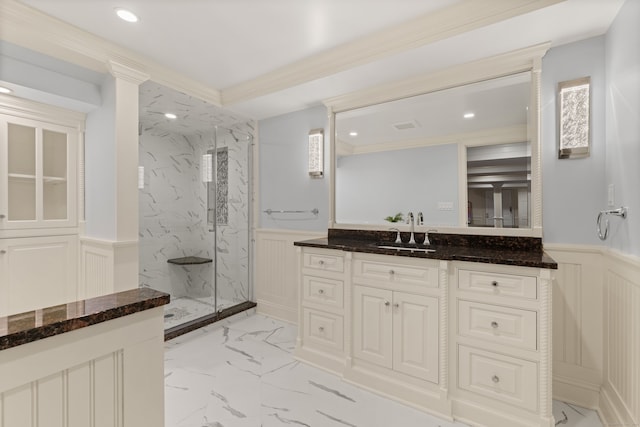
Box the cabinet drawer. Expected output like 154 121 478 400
458 300 537 350
458 345 537 411
353 259 438 288
303 309 344 352
302 275 344 309
303 251 344 273
458 269 537 300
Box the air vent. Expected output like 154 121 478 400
392 120 419 131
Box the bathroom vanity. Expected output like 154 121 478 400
294 230 556 427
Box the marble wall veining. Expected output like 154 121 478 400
138 122 253 311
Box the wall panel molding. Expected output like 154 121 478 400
255 229 324 323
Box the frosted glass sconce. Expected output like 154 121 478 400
558 77 590 159
201 153 213 182
308 128 324 178
138 166 144 189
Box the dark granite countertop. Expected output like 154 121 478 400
0 287 170 351
294 232 557 270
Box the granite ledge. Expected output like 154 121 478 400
294 237 557 269
0 288 170 351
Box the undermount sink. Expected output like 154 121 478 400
376 244 435 253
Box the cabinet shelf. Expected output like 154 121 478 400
167 256 213 265
8 173 36 182
44 176 67 184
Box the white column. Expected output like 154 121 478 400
107 61 149 291
492 183 503 228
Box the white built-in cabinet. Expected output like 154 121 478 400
295 246 554 427
0 97 83 317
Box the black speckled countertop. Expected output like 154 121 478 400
294 229 557 269
0 288 170 351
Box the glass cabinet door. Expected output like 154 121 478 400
1 115 76 230
7 123 37 222
42 129 68 221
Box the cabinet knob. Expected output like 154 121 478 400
0 214 5 218
491 281 498 287
0 250 6 254
492 375 500 384
318 326 325 332
393 303 399 308
318 260 325 266
384 301 390 307
318 289 325 295
491 321 499 329
389 269 395 275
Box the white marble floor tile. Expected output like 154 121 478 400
165 313 604 427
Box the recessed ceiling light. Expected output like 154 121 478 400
164 113 177 119
115 8 139 23
349 131 358 137
463 112 475 119
0 86 12 94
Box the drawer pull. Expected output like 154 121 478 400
389 269 395 275
384 301 390 307
492 375 500 384
492 281 499 287
393 303 399 308
491 321 499 329
318 289 325 295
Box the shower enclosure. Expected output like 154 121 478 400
138 87 254 334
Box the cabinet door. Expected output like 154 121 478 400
352 285 392 368
393 292 439 383
0 115 77 230
0 235 78 316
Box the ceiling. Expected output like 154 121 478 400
10 0 627 121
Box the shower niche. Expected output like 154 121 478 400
138 81 254 337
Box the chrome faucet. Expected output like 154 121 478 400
406 212 416 244
423 229 437 246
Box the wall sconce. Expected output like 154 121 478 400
308 128 324 178
558 76 590 159
201 153 213 182
138 166 144 189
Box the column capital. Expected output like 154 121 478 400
107 60 150 85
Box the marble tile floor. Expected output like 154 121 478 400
164 295 236 330
165 313 604 427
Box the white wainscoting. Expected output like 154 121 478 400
0 307 165 427
80 238 139 299
80 237 115 299
545 244 604 409
255 229 324 323
600 249 640 427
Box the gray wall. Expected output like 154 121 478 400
541 36 607 246
605 0 640 257
258 105 329 231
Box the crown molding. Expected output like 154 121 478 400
0 93 86 129
0 0 222 106
221 0 562 106
339 125 527 156
108 61 150 85
324 42 551 113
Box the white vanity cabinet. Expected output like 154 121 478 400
451 261 553 427
295 244 554 427
351 254 440 384
294 248 348 373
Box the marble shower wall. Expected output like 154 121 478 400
139 123 253 309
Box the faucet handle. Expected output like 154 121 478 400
389 227 402 244
406 212 414 224
417 211 424 226
423 229 438 246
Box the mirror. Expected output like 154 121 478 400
334 71 533 230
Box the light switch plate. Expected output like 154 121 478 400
608 184 615 206
438 202 454 211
